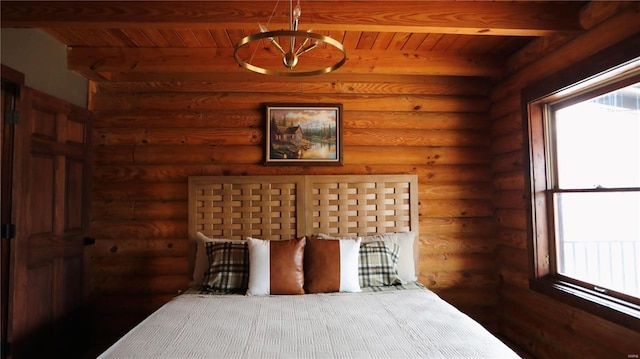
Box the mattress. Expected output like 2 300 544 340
98 284 520 358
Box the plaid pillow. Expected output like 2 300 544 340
202 241 249 293
358 241 403 288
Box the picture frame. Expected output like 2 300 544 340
265 103 343 165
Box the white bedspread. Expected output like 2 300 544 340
98 286 520 359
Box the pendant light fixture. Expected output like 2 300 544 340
233 0 347 77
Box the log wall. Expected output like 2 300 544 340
491 5 640 358
88 74 500 347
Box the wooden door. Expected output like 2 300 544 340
6 87 91 359
1 67 24 359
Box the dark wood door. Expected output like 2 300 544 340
1 67 24 359
6 87 91 358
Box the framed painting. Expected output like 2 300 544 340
265 103 343 165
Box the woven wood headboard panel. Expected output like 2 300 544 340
304 175 418 237
188 174 419 266
189 175 305 241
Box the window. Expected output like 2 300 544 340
524 51 640 329
551 82 640 299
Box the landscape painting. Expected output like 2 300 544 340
265 104 343 165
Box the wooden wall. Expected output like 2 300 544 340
87 73 499 347
491 5 640 358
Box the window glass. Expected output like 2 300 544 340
554 191 640 297
554 83 640 189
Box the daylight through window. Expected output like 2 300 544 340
550 82 640 300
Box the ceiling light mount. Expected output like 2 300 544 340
233 0 347 77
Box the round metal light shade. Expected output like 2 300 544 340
234 30 347 77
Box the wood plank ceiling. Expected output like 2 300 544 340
1 1 590 82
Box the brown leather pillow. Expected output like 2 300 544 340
304 236 361 293
246 236 306 295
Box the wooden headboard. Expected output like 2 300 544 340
188 174 419 269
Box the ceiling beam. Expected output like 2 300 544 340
67 47 504 79
2 1 585 36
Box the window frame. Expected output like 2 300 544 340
522 35 640 332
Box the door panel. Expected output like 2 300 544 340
25 264 52 329
28 155 55 235
66 160 84 230
7 87 91 359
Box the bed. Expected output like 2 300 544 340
98 175 520 359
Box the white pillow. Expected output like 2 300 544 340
192 232 245 285
360 232 417 282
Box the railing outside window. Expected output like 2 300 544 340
561 239 640 297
